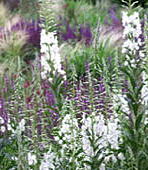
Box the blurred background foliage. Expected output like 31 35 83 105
0 0 148 169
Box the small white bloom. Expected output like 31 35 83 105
18 119 25 132
124 61 128 66
122 10 143 66
54 136 59 141
40 161 49 170
58 140 63 144
139 51 145 58
130 59 135 64
100 163 106 170
63 144 67 148
118 153 125 160
28 153 37 165
1 126 6 133
7 124 12 130
12 156 18 161
0 117 4 124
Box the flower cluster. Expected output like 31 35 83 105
142 16 148 125
55 113 79 147
47 102 120 169
122 11 145 67
122 11 142 38
39 107 83 169
40 147 59 170
40 29 65 79
81 113 120 160
17 119 25 133
28 152 37 166
81 113 106 158
55 112 83 167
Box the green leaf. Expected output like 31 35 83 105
135 113 143 130
83 160 92 166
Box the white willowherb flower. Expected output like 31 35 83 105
54 109 84 168
55 113 79 148
15 119 25 135
40 28 65 80
0 116 4 124
106 99 122 162
142 15 148 125
113 93 129 113
81 113 107 158
122 11 145 66
28 152 37 166
1 126 6 133
122 11 142 38
7 118 15 133
39 146 59 170
122 10 147 124
40 29 51 79
141 72 148 125
106 116 120 149
141 15 148 125
81 112 120 162
18 119 25 132
120 10 145 117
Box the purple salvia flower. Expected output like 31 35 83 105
98 83 106 93
45 90 55 106
57 18 93 45
61 24 76 41
79 24 92 45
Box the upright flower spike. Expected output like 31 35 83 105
118 10 145 115
40 29 65 79
119 8 148 169
40 0 65 80
51 100 84 169
40 29 51 79
141 15 148 125
122 10 145 65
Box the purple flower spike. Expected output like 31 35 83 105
57 18 93 45
79 25 92 45
98 83 106 93
62 24 76 41
45 90 55 106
